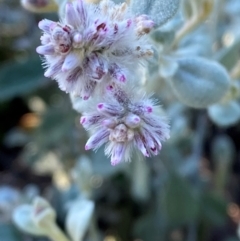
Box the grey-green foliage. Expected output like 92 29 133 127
212 135 235 165
169 57 230 108
208 100 240 127
211 135 235 193
160 173 199 223
159 56 178 78
177 27 213 57
0 224 22 241
130 0 180 27
215 37 240 71
0 58 47 101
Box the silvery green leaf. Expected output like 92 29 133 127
66 198 94 241
130 0 180 27
151 29 175 45
207 101 240 127
170 57 230 108
0 58 47 101
12 205 46 236
159 56 178 78
176 44 209 57
177 27 212 57
215 37 240 71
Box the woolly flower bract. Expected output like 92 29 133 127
37 0 154 99
80 83 170 165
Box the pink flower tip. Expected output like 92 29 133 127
38 20 44 28
127 19 132 28
97 103 104 109
146 106 152 113
61 67 68 73
144 151 149 157
119 75 126 82
106 85 114 91
151 146 157 151
66 2 72 8
85 145 90 150
73 33 82 43
80 117 86 124
134 117 140 123
111 159 120 166
83 96 89 100
36 46 42 54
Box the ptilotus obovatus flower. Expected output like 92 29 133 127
36 0 154 99
80 83 170 166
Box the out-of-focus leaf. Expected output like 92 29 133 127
34 107 76 148
208 100 240 127
159 56 178 78
170 57 230 108
200 193 227 225
177 27 212 57
161 173 199 224
151 29 175 45
66 198 94 241
133 209 162 241
12 205 46 236
4 128 29 148
211 135 235 194
0 57 47 101
212 135 235 165
0 224 22 241
215 38 240 71
72 156 93 198
130 0 180 27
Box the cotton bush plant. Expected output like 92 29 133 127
11 0 240 240
24 0 233 165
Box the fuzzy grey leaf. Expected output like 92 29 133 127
208 101 240 127
170 57 230 108
66 198 94 241
130 0 180 27
12 205 46 236
159 56 178 78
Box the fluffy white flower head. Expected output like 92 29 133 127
80 83 170 166
37 0 154 99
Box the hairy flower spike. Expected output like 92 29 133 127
81 83 170 165
37 0 154 98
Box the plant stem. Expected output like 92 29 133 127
172 0 214 48
45 222 71 241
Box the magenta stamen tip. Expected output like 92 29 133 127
97 103 104 109
119 75 126 82
80 117 86 124
147 106 153 113
106 85 113 91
